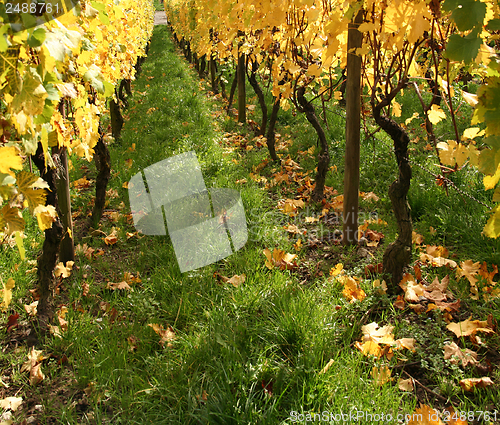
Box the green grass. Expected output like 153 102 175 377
1 23 500 425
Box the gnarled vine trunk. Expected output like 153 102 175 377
373 104 412 289
266 96 280 162
91 124 111 228
247 60 267 136
297 86 330 202
31 143 64 331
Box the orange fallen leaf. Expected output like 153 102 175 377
443 342 478 367
446 317 495 338
107 281 132 291
148 323 175 347
459 376 494 391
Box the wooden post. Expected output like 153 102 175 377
343 9 363 245
56 147 75 263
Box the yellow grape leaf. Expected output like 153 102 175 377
0 205 24 234
10 68 47 116
462 127 484 140
483 162 500 190
427 104 446 125
1 278 15 311
54 261 74 278
484 205 500 238
459 377 494 391
446 317 494 337
372 366 391 386
16 171 48 213
392 101 402 117
0 146 23 175
405 112 420 125
461 90 478 107
33 205 57 231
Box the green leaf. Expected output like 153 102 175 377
445 31 482 63
478 136 500 175
28 28 46 48
443 0 486 31
10 67 47 115
487 18 500 31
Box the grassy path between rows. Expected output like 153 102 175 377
2 20 499 425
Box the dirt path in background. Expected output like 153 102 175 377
154 11 168 26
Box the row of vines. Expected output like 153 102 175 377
164 0 500 288
0 1 155 328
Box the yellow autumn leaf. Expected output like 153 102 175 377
54 261 74 278
427 104 446 125
16 171 48 213
0 146 23 175
446 317 494 337
1 278 15 311
459 377 494 391
462 127 484 140
392 101 402 117
0 204 24 234
329 263 344 277
461 90 478 107
33 205 57 231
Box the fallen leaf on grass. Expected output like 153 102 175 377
148 324 175 348
24 301 38 316
128 335 139 352
104 228 118 245
263 248 297 270
72 177 92 189
107 281 132 291
338 275 366 302
6 313 19 332
407 404 444 425
222 274 246 287
459 376 494 391
398 377 414 392
54 261 74 278
1 278 15 311
329 263 344 277
57 306 68 331
446 317 495 338
443 342 478 367
0 396 23 411
21 348 45 385
356 322 416 360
